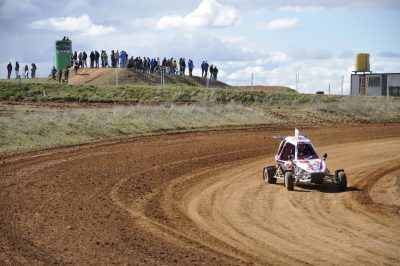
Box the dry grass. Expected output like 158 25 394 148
0 103 280 154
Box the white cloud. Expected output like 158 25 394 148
156 0 239 30
0 0 40 19
30 14 115 36
256 18 299 31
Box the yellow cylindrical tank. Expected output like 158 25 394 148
355 53 370 72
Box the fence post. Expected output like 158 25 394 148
116 70 118 86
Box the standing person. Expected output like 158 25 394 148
182 58 186 75
214 65 218 80
111 50 116 68
31 63 37 78
15 61 20 79
51 66 57 80
115 50 120 67
204 61 209 77
73 51 78 65
64 66 70 83
209 65 214 79
188 59 194 76
82 51 87 68
7 62 12 79
89 51 95 68
74 60 79 74
24 65 29 78
120 51 127 68
58 68 62 83
95 50 100 68
201 61 205 77
101 50 108 67
78 52 83 68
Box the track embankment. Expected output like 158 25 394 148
1 124 399 265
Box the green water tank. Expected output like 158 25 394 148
55 39 72 71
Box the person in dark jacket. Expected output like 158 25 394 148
31 63 37 78
7 62 12 79
58 68 62 83
82 51 87 68
95 51 100 68
64 66 70 83
51 66 57 80
89 51 95 68
204 61 209 77
214 66 218 80
15 62 20 79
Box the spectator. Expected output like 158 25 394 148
58 68 62 83
95 50 100 68
111 50 115 68
201 61 205 77
120 51 127 68
182 58 186 75
188 59 194 76
82 51 87 68
204 61 209 77
7 62 12 79
209 65 214 79
214 65 218 80
51 66 57 80
78 52 83 67
73 51 78 65
64 66 69 83
24 65 29 78
74 60 79 74
101 50 108 67
89 51 95 68
15 61 20 79
31 63 37 78
115 50 120 67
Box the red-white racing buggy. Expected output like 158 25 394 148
263 129 347 191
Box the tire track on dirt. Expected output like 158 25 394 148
1 124 399 265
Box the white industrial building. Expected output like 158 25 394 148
350 73 400 97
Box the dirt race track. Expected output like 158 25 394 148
1 124 400 265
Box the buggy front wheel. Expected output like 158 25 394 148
284 172 294 191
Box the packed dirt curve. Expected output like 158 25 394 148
1 124 400 265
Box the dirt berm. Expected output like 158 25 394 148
1 124 400 265
68 68 231 88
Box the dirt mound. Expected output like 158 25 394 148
68 68 231 88
1 124 399 264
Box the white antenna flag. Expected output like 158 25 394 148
295 128 299 138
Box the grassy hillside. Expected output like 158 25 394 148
0 80 399 154
0 80 341 106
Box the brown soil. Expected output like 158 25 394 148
68 68 231 88
1 124 399 265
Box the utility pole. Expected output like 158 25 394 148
328 83 331 95
296 74 299 92
251 73 254 88
341 75 344 95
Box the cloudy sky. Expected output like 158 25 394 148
1 0 399 94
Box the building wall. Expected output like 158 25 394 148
350 74 360 96
366 74 382 96
387 74 400 96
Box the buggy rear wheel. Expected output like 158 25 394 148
284 172 294 191
264 166 277 184
337 171 347 191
